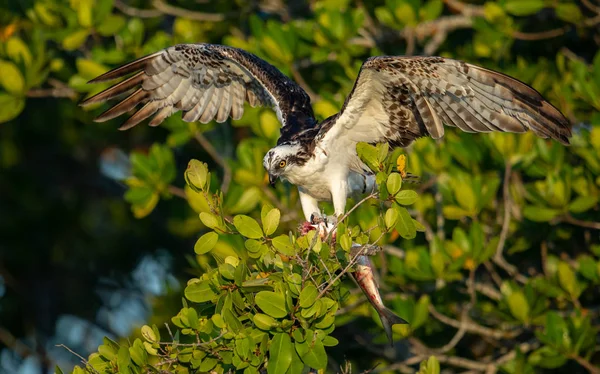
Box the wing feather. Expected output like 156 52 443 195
318 56 571 150
81 44 316 142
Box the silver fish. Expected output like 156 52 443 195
351 254 408 345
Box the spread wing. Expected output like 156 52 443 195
318 56 571 149
80 44 316 143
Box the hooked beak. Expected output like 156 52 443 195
269 173 277 186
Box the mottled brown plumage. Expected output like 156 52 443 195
81 44 571 152
82 44 572 220
315 56 571 151
81 44 316 143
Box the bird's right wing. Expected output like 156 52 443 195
317 56 571 149
80 44 316 142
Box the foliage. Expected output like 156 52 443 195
1 0 600 373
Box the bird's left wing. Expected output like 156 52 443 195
80 44 315 141
317 56 571 149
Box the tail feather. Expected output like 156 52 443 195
378 307 408 346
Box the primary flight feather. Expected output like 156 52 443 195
81 44 571 222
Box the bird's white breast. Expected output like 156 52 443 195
285 146 375 202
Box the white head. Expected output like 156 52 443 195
263 142 303 185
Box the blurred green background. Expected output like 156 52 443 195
0 0 599 373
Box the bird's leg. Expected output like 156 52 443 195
299 189 321 222
299 189 327 236
331 178 348 222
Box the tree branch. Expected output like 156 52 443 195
512 26 570 41
493 162 528 283
570 353 600 374
560 213 600 230
428 304 521 340
114 0 163 18
151 0 230 21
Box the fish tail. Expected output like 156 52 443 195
378 307 409 346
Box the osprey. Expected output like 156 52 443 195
81 44 571 223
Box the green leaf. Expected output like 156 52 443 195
384 207 398 230
387 173 402 196
395 190 418 205
421 0 443 21
229 186 261 214
141 325 156 342
268 333 293 374
454 182 476 212
129 339 147 366
0 61 25 94
0 94 25 123
194 232 218 254
544 312 570 349
504 0 545 16
528 346 568 368
412 295 430 329
523 206 561 222
425 355 441 374
357 142 380 172
287 346 304 374
185 280 217 303
234 215 264 239
395 206 416 239
555 3 582 23
507 290 529 323
442 205 471 220
253 313 279 330
97 14 126 36
255 291 287 318
199 357 218 371
300 339 327 369
223 308 243 332
117 345 130 373
62 29 90 51
185 160 209 192
557 262 577 297
263 208 281 236
299 284 319 308
568 196 598 214
272 235 296 256
200 212 220 230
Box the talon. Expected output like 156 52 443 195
310 213 325 225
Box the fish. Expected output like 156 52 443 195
300 222 408 344
351 254 408 345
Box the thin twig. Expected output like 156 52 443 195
428 304 521 340
493 162 527 283
151 0 229 21
315 244 370 301
560 214 600 230
168 185 187 200
57 344 100 374
512 26 569 41
473 282 502 301
324 191 378 242
570 353 600 374
114 0 163 17
27 79 77 99
194 132 232 194
442 0 485 17
582 0 600 14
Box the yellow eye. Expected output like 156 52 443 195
278 160 286 168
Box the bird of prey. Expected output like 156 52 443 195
81 44 571 223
